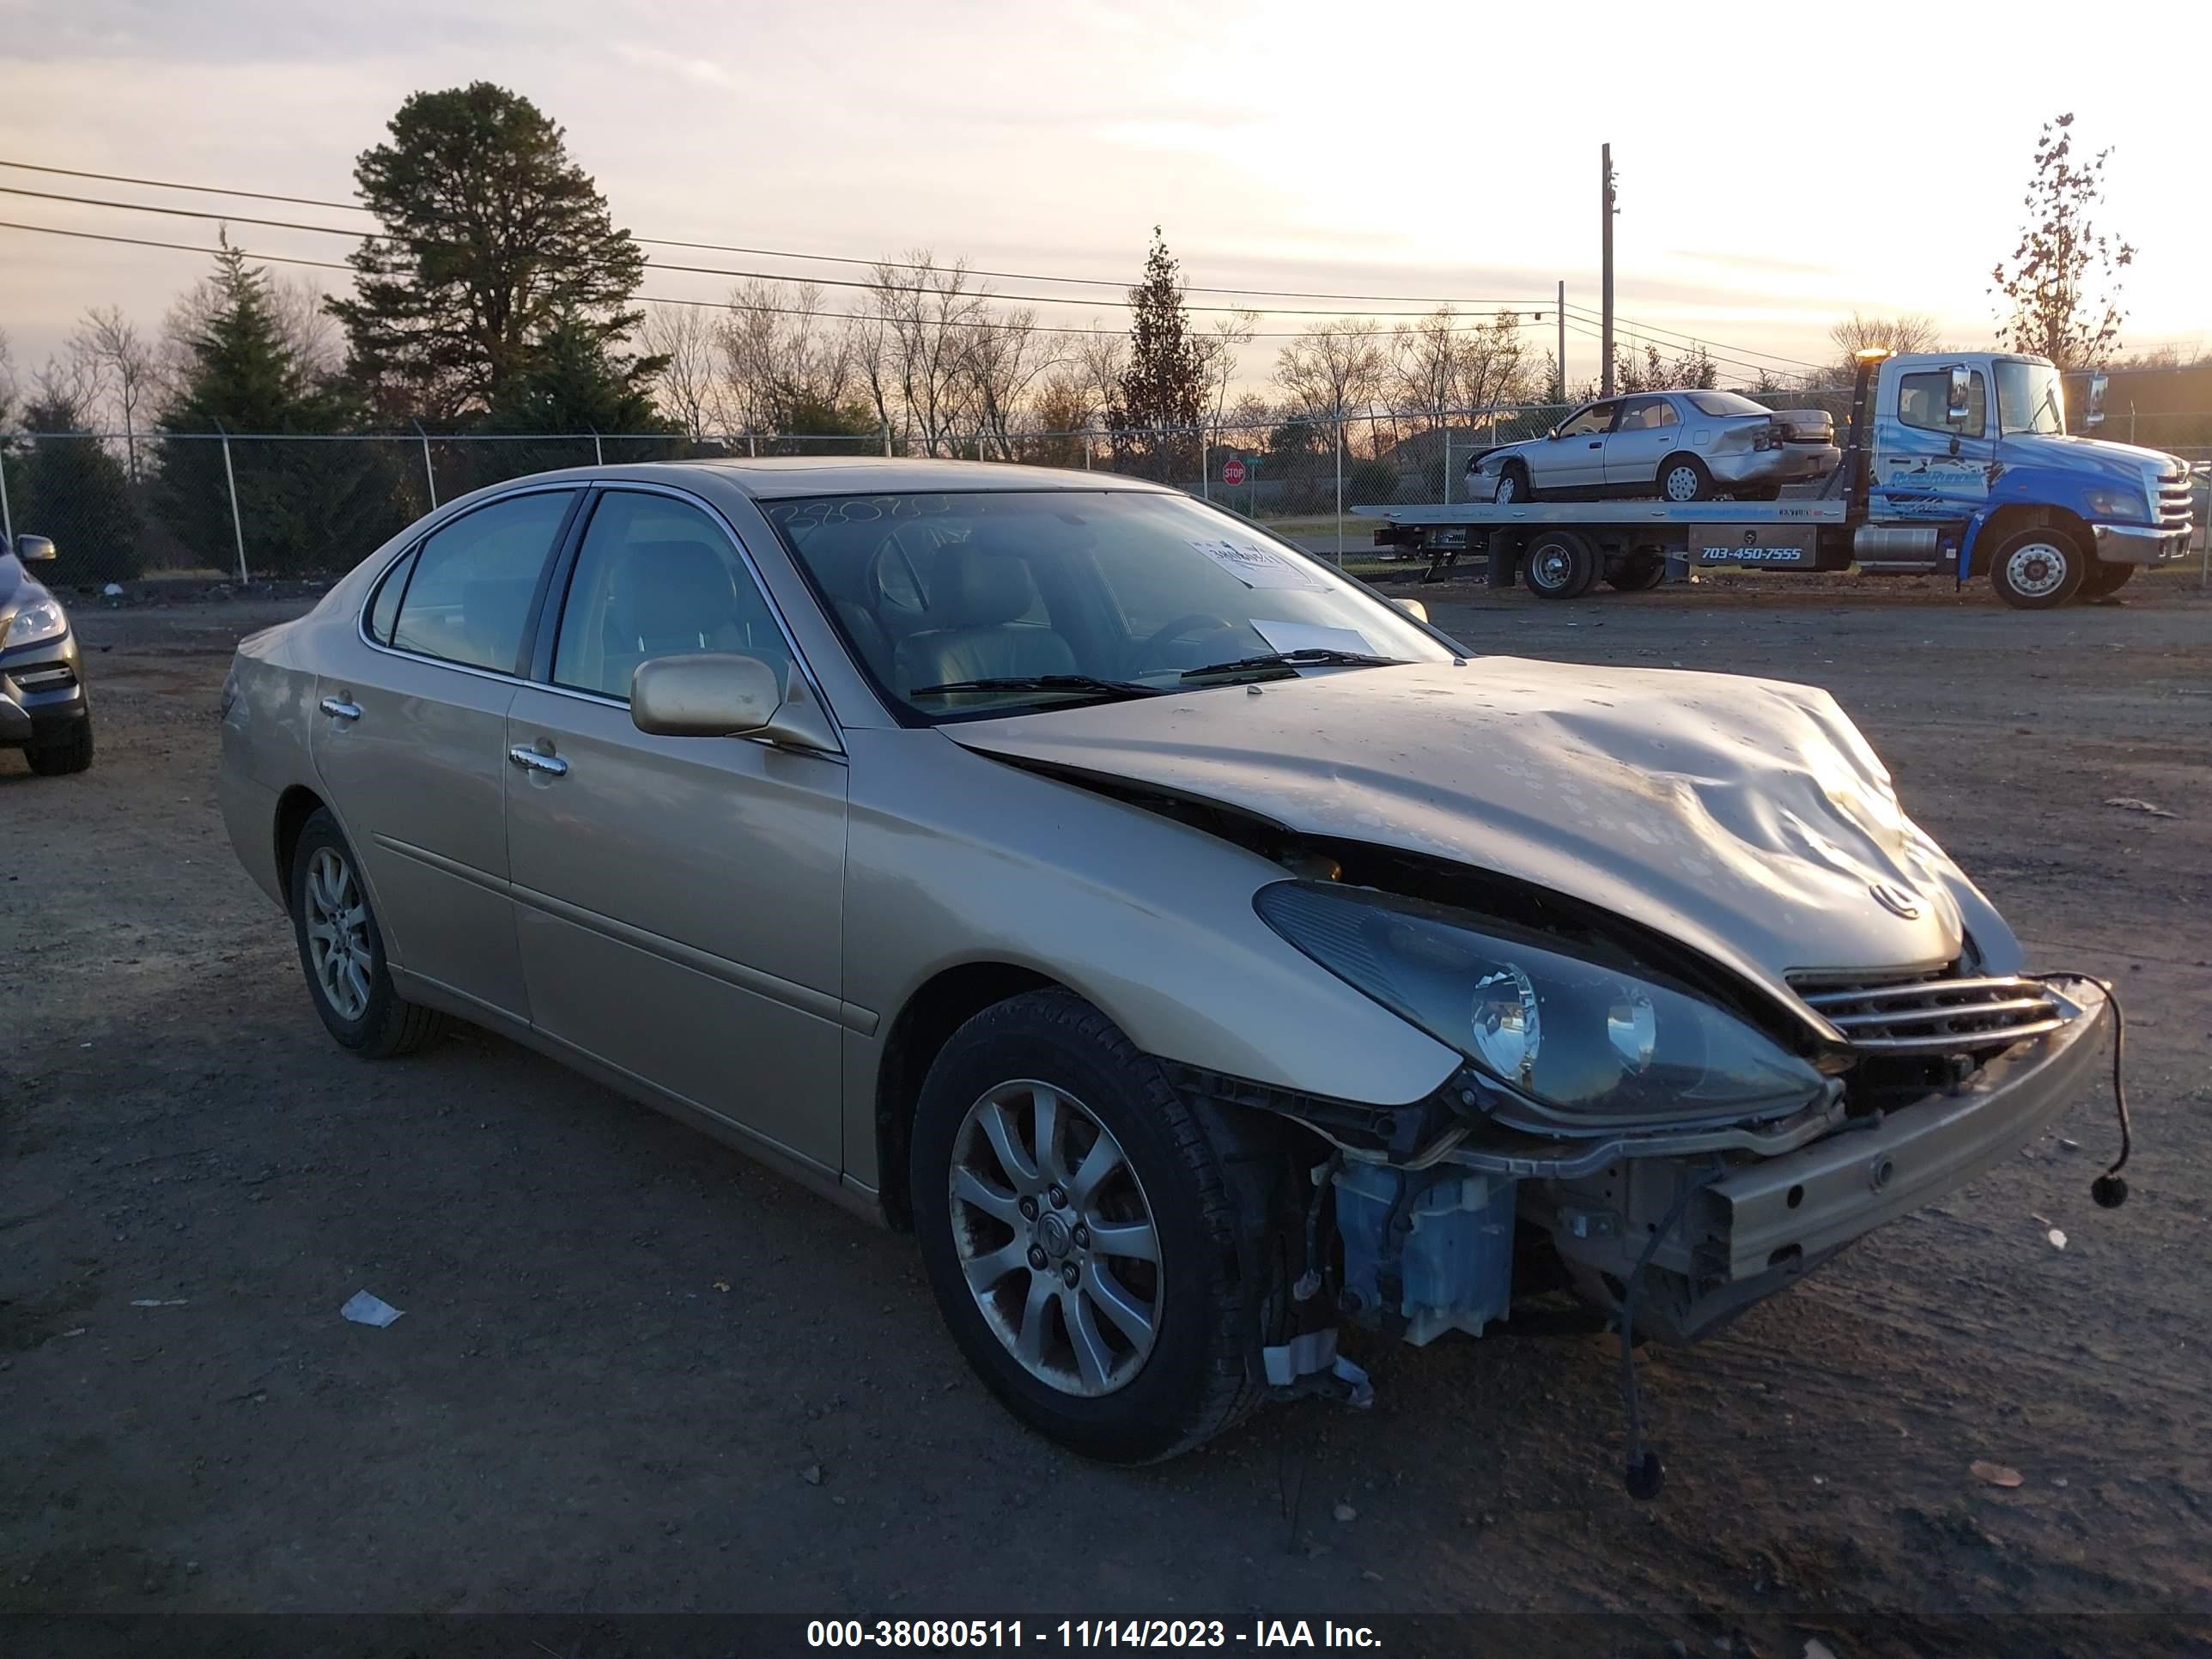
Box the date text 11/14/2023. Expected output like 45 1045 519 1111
806 1620 1383 1649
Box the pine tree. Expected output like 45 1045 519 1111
158 240 393 576
331 83 648 421
480 313 670 435
17 392 139 586
1108 229 1208 482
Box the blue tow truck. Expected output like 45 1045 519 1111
1359 350 2197 609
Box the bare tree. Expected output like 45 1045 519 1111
1197 307 1259 428
856 252 992 457
68 307 156 482
1274 322 1387 453
1826 311 1939 381
963 307 1054 459
641 301 728 442
1990 112 2135 368
1459 310 1534 419
1070 326 1127 454
717 279 862 441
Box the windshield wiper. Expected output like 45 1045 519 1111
907 674 1167 701
1180 647 1405 680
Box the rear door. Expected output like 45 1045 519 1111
1534 401 1620 491
312 486 580 1024
1603 395 1683 492
503 486 849 1172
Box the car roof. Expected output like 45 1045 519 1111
576 457 1176 501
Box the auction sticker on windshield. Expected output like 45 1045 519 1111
1185 538 1326 589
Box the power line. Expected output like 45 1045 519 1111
0 217 1557 343
4 155 1839 376
0 157 1553 310
1559 315 1814 387
1560 299 1825 372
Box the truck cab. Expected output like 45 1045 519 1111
1866 352 2195 605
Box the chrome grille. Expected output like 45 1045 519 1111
2155 469 2194 532
1796 972 2068 1055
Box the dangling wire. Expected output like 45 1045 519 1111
2035 973 2130 1208
1614 1160 1726 1500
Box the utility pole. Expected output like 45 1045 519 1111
1601 143 1617 396
1556 280 1566 403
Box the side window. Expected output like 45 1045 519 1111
1897 371 1987 440
552 491 792 702
389 491 574 672
1559 403 1618 439
365 547 416 644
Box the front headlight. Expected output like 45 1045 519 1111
0 595 68 651
1256 881 1826 1134
2081 485 2152 523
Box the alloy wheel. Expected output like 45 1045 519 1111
947 1079 1163 1397
302 846 373 1021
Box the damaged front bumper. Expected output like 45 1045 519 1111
1537 975 2111 1338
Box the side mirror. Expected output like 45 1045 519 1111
1945 365 1972 426
2085 371 2108 430
1390 597 1431 623
630 652 839 753
14 534 56 562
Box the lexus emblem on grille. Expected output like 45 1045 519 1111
1869 882 1922 920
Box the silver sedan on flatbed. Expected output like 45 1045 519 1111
1471 390 1840 503
217 458 2127 1487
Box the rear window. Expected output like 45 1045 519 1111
1684 392 1768 417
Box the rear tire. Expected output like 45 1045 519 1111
1657 456 1712 503
1522 530 1598 599
1606 555 1667 592
2079 558 2135 599
289 809 447 1058
910 989 1277 1464
24 714 94 775
1988 526 2086 610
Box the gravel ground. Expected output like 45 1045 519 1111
2 573 2209 1656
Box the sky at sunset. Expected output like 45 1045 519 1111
3 0 2206 401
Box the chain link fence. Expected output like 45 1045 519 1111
3 389 2203 589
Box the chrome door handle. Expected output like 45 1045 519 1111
319 696 362 720
507 744 569 778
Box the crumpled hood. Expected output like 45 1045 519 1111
949 659 2007 1012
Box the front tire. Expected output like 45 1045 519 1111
289 809 446 1057
910 989 1273 1464
1493 464 1530 504
1657 456 1712 503
1988 527 2086 610
24 714 94 775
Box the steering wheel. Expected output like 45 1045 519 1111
1136 612 1239 672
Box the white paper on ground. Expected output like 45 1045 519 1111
340 1291 404 1328
1185 538 1327 590
1249 619 1377 659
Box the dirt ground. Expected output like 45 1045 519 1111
3 571 2209 1656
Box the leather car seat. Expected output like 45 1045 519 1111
892 544 1075 691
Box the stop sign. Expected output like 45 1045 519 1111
1222 458 1247 486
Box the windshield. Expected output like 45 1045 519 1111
766 489 1455 721
1995 360 2065 435
1684 391 1768 417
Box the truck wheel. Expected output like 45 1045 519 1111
2079 559 2135 599
1524 531 1597 599
1606 556 1667 592
1657 457 1712 503
1988 527 2086 609
1493 464 1531 504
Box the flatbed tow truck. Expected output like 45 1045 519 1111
1356 350 2197 610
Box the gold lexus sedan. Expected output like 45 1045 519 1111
219 459 2124 1488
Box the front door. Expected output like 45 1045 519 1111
1603 394 1683 492
1535 400 1620 491
503 487 849 1173
312 486 579 1024
1873 365 1996 520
